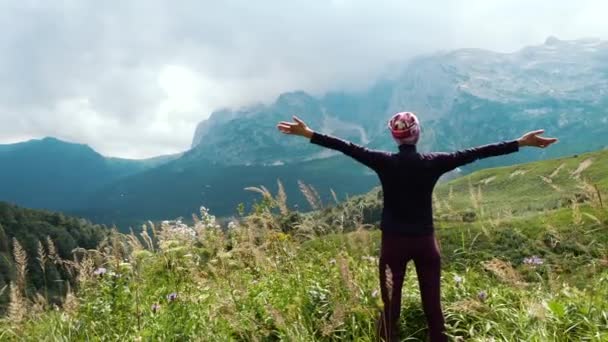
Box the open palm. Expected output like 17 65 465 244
518 130 558 148
276 115 313 138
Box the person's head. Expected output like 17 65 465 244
388 112 420 145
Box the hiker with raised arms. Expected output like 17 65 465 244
277 112 557 342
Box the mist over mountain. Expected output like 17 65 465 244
192 37 608 168
1 37 607 229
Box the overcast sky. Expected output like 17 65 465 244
1 0 607 158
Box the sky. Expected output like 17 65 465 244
1 0 607 159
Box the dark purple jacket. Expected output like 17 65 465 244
309 132 520 236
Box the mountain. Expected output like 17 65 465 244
2 37 608 229
191 37 608 169
0 137 179 211
75 150 379 229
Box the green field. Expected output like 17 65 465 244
1 149 607 341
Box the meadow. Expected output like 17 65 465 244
1 149 607 341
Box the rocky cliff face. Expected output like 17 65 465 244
191 37 608 165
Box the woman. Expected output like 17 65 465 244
276 112 557 341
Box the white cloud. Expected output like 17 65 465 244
1 0 607 158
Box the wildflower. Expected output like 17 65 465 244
93 267 107 276
151 303 161 313
453 275 463 285
167 292 178 302
166 219 196 240
227 221 238 230
329 259 336 265
523 255 544 265
478 290 488 302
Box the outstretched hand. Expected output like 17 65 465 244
277 115 314 139
517 130 558 148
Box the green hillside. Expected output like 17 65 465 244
0 202 108 314
76 152 379 230
0 138 177 212
0 150 606 341
433 148 608 217
316 147 608 231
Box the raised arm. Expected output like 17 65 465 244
432 129 558 173
276 115 390 171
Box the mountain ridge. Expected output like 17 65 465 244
190 37 608 166
1 37 607 227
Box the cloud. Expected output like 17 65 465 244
1 0 607 158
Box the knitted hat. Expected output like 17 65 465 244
388 112 420 145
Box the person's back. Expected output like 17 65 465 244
277 112 556 342
308 125 521 236
379 145 443 236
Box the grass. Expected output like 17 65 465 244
0 150 607 341
433 148 608 216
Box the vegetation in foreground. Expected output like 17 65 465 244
0 150 607 341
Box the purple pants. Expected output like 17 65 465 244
377 232 448 342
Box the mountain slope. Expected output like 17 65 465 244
76 150 380 230
320 147 608 230
0 201 108 311
0 137 178 211
432 146 608 216
191 37 608 168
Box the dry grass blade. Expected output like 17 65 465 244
32 293 47 315
385 264 393 304
309 184 323 209
321 303 345 337
266 304 287 331
244 186 273 200
140 225 155 251
481 258 526 287
127 228 144 252
37 240 46 273
468 181 480 211
433 192 442 212
46 236 59 264
12 238 28 291
298 180 321 210
594 184 604 208
337 255 357 300
571 199 583 225
8 283 26 324
63 283 79 314
276 179 289 215
330 188 339 205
